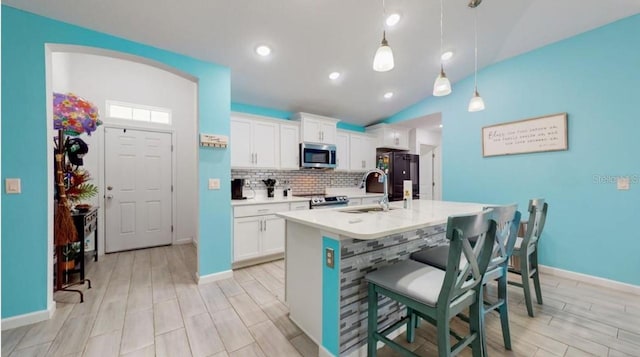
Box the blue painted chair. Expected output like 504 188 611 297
365 210 497 357
508 198 548 317
410 204 521 353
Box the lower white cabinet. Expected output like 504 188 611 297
233 201 309 264
233 214 285 262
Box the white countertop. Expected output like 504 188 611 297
276 199 487 240
231 196 309 206
231 187 383 206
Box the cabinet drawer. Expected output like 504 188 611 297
290 201 310 211
234 203 290 218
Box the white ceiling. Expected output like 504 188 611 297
6 0 639 126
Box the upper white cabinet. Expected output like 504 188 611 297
366 123 410 150
349 133 376 171
335 131 350 171
292 112 339 145
231 114 279 168
280 122 300 169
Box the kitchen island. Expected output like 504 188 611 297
277 199 487 357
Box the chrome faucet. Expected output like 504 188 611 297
360 168 390 211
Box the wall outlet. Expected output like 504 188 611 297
5 178 21 194
617 177 630 190
325 248 335 269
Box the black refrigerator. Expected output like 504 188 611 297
366 152 419 201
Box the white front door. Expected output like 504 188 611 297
105 127 173 253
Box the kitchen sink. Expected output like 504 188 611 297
340 206 398 214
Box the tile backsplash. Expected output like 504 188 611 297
231 169 366 195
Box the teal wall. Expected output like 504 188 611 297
231 102 366 132
387 14 640 286
1 6 231 318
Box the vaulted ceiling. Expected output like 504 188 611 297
6 0 640 126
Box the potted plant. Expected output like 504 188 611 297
61 242 81 270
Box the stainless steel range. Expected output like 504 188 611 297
294 194 350 209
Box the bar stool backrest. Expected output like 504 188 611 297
439 209 497 308
486 204 521 270
523 199 548 250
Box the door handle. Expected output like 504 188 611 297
106 194 113 199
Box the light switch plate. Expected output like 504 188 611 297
6 178 21 194
617 177 630 190
208 178 220 190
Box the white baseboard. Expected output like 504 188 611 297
196 270 233 285
1 303 56 330
539 265 640 296
174 238 193 245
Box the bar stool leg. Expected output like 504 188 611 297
367 284 379 357
531 251 543 305
521 255 535 317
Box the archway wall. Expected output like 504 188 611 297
1 6 231 319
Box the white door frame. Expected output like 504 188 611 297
100 123 177 255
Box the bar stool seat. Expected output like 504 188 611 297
366 260 451 307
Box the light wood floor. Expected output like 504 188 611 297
2 245 639 356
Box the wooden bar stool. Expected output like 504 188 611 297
410 204 521 352
365 210 497 357
508 199 548 317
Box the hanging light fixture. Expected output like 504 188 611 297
373 0 394 72
468 0 485 112
433 0 451 96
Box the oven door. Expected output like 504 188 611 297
300 143 336 169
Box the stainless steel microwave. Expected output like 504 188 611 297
300 142 337 169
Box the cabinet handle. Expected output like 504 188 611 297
255 153 258 164
264 219 267 231
257 209 269 212
259 220 263 231
321 131 324 141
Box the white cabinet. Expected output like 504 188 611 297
231 114 279 168
261 215 286 255
292 112 339 144
233 201 308 265
233 217 262 261
233 214 285 261
280 123 300 169
349 133 377 171
366 123 410 150
335 131 350 171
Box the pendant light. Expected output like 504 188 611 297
373 0 394 72
433 0 451 96
468 1 485 112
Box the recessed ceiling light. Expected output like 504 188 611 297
439 124 443 128
384 92 394 99
255 45 271 57
386 13 401 27
441 51 454 61
329 72 341 80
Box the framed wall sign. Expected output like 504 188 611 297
482 113 568 157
